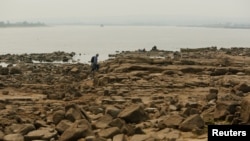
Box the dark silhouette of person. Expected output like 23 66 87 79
91 53 99 72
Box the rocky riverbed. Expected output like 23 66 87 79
0 47 250 141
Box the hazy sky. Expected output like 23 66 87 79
1 0 250 25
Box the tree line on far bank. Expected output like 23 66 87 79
0 21 46 27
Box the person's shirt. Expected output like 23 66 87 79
93 56 98 64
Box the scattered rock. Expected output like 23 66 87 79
0 48 250 140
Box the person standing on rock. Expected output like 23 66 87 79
91 53 99 72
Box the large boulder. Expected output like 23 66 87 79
65 104 90 122
3 134 24 141
9 67 22 74
163 114 184 129
98 127 121 139
118 104 148 123
24 127 58 141
4 124 35 135
179 114 205 132
59 119 92 141
56 120 73 134
234 83 250 93
0 67 9 75
93 114 113 129
206 88 218 101
53 110 65 125
214 101 239 120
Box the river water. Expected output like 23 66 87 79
1 25 250 63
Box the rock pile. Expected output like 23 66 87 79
0 47 250 141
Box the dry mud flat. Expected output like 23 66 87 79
0 47 250 141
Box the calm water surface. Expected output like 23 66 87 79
1 25 250 63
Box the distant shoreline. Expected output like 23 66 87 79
1 22 250 29
0 21 47 28
182 24 250 30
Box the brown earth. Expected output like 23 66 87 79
0 47 250 141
